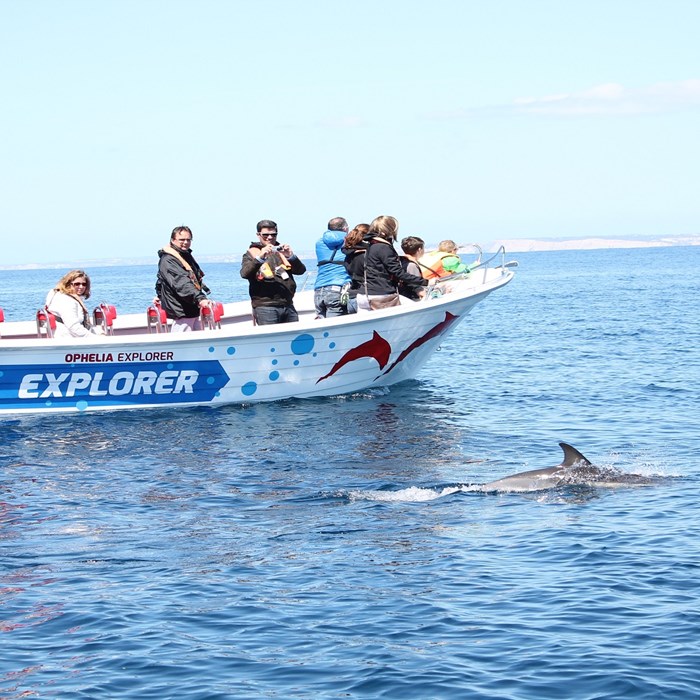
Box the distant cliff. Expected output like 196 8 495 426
483 234 700 253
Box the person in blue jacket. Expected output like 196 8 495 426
314 216 351 317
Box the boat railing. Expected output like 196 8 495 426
467 245 519 282
422 245 518 299
298 271 313 293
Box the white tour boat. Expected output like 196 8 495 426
0 249 516 416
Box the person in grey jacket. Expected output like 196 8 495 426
156 226 212 332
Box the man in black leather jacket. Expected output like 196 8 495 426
156 226 212 332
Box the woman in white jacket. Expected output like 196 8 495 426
45 270 100 338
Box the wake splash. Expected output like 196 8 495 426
346 485 466 503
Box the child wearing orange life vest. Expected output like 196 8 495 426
419 239 469 279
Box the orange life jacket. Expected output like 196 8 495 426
418 250 460 279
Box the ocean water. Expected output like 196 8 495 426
1 247 699 699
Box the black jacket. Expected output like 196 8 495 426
342 242 368 298
363 237 427 296
156 248 209 319
240 243 307 308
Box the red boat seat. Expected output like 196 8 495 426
93 303 118 335
146 303 169 333
36 308 57 338
200 301 224 330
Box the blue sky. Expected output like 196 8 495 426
1 0 699 265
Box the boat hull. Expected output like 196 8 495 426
0 269 513 415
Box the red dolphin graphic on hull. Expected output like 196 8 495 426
380 311 460 376
317 331 392 383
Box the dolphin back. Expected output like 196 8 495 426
559 442 592 467
475 443 657 493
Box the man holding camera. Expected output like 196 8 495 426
240 219 307 325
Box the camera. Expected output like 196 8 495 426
273 244 284 251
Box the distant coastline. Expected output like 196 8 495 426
2 234 699 270
483 234 700 253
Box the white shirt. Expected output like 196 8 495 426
45 290 96 338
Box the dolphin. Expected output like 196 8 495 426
477 442 657 493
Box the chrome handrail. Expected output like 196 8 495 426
422 245 518 298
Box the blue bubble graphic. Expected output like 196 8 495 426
76 401 89 411
291 333 315 355
227 347 236 355
241 381 258 396
208 346 215 353
269 371 280 381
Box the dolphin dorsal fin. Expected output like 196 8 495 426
559 442 592 467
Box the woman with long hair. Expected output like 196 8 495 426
358 216 428 311
342 223 370 314
45 269 101 337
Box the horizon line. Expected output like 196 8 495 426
2 234 699 271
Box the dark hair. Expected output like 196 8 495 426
401 236 425 255
256 219 278 233
171 225 192 241
328 217 348 232
344 223 370 248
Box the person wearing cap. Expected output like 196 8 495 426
155 225 212 332
240 219 307 325
358 215 428 311
314 216 351 318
